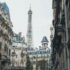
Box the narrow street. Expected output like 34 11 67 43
0 0 70 70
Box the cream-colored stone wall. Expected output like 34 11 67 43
11 46 27 67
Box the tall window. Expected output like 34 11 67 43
68 28 70 39
4 44 8 54
9 49 11 56
0 42 2 50
0 30 3 37
68 3 70 20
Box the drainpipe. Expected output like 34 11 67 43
64 0 69 70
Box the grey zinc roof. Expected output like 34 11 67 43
13 33 25 44
2 3 9 14
28 9 32 14
41 36 48 43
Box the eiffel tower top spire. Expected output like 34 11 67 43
27 6 33 48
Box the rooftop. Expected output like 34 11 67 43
41 36 48 43
0 2 9 14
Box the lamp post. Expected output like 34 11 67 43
11 50 16 68
36 54 38 70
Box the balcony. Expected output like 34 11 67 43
1 54 7 61
0 15 5 23
0 17 7 27
0 15 13 36
9 66 26 70
56 23 64 36
2 23 13 36
8 27 13 36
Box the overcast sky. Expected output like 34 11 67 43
1 0 53 48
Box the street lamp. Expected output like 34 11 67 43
11 50 16 67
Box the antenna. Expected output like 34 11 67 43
30 4 31 10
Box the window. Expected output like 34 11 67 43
66 0 68 5
68 3 70 20
68 28 70 38
0 42 2 60
4 44 8 53
0 30 3 37
21 51 24 57
9 49 11 56
0 42 2 50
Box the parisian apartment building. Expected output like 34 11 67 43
51 0 70 70
0 2 13 70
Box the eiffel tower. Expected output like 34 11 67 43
27 6 33 48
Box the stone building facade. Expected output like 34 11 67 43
10 32 27 70
51 0 70 70
0 2 13 70
27 36 51 70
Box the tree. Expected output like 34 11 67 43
26 55 33 70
